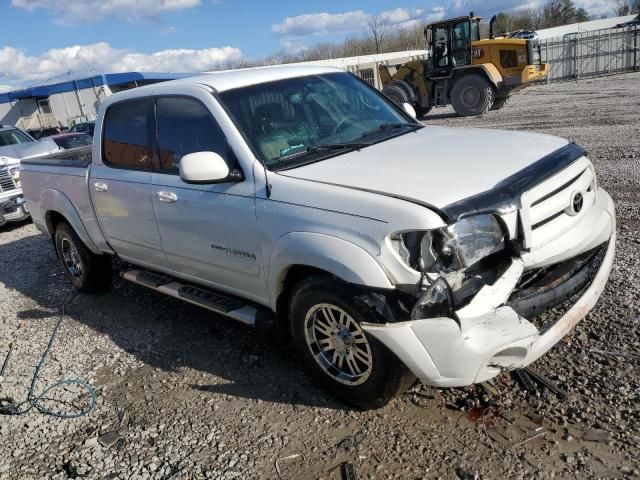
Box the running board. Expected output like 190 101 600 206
121 269 273 328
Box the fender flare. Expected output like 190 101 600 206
41 189 101 254
268 232 394 309
453 64 503 89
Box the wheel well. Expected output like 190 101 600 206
450 68 496 94
274 264 334 337
46 211 67 238
45 211 68 257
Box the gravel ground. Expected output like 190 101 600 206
0 72 639 480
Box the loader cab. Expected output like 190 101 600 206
426 14 481 77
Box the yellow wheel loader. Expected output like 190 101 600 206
379 13 548 117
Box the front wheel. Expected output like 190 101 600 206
450 74 495 117
54 222 112 293
289 277 414 408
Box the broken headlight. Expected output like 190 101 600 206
389 214 506 273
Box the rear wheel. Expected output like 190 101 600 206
491 97 509 111
450 74 495 116
54 222 112 293
289 277 414 408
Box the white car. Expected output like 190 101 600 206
0 124 60 226
20 66 616 408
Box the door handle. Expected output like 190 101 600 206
94 182 108 192
157 191 178 203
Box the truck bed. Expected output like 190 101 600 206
20 145 109 254
20 146 92 168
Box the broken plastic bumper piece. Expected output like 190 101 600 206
363 190 616 387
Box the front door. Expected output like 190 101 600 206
150 95 265 302
91 97 169 268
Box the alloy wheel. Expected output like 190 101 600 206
61 237 84 279
304 303 373 386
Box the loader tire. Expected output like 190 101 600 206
491 97 510 111
451 74 495 117
414 105 432 117
381 84 410 107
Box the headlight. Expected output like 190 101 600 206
9 166 20 187
390 214 505 273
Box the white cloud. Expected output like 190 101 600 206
273 10 370 37
11 0 201 23
272 7 446 53
0 42 243 90
272 7 448 37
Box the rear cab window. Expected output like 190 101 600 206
102 98 154 171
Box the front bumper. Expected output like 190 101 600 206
363 189 615 387
0 194 30 227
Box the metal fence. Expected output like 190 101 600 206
357 68 376 86
540 24 640 81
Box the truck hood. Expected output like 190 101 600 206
279 126 569 210
0 139 59 162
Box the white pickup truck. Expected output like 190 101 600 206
20 66 616 408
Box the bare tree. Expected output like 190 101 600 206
612 0 640 15
367 15 390 54
542 0 578 27
575 7 590 21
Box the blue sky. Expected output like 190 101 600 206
0 0 615 90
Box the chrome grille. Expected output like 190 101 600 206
520 156 596 250
0 168 18 193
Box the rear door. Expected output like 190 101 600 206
90 97 169 268
150 94 264 301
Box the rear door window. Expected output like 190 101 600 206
102 98 154 170
155 96 228 174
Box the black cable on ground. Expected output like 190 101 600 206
0 292 97 418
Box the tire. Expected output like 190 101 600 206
450 74 495 117
414 105 433 117
54 222 112 293
490 97 509 111
289 277 414 409
381 84 410 107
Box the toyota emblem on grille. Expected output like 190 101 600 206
570 191 584 215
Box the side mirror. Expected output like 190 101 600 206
179 151 230 184
402 102 417 119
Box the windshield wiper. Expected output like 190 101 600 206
306 142 370 153
274 142 369 162
360 122 423 139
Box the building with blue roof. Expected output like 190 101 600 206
0 72 194 132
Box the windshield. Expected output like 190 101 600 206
0 128 34 147
218 72 418 170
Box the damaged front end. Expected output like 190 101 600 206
362 186 616 388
